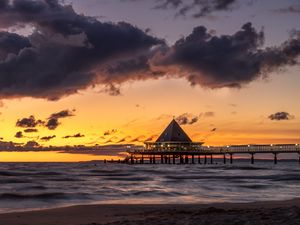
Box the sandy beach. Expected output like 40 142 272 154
0 199 299 225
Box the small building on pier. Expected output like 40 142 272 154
144 119 203 151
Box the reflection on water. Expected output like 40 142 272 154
0 151 122 162
0 160 300 212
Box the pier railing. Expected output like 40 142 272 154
127 144 300 155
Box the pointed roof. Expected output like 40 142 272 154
156 119 192 143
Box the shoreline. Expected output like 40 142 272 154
0 199 299 225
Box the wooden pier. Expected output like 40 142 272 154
120 119 300 165
126 144 300 165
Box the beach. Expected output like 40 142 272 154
0 199 300 225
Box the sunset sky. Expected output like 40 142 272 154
0 0 300 151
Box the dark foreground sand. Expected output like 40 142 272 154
0 199 300 225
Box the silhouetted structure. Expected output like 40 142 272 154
144 119 203 151
125 119 300 165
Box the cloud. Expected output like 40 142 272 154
0 1 299 100
0 0 163 100
152 23 300 89
45 109 75 130
15 131 23 138
24 141 40 148
144 135 158 142
124 0 241 18
40 135 56 141
272 5 300 14
63 133 85 139
16 109 75 130
16 115 44 128
103 129 118 136
116 136 132 143
202 111 215 117
24 128 38 133
268 112 295 121
130 135 146 142
176 113 199 125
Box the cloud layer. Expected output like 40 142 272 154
0 0 299 100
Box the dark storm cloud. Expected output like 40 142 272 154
40 135 56 141
0 0 163 100
153 22 300 89
63 133 85 138
24 128 38 133
272 5 300 14
15 131 23 138
176 113 199 125
0 32 31 60
16 115 44 128
0 1 300 99
268 112 295 121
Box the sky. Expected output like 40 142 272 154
0 0 300 154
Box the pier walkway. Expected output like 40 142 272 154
126 144 300 165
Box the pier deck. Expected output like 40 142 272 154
126 144 300 164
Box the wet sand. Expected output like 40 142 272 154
0 199 300 225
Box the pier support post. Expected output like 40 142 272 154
180 155 183 164
161 155 163 164
274 153 278 164
141 155 144 164
230 154 233 164
149 156 152 164
168 155 171 164
131 155 134 164
173 155 176 164
223 154 226 164
192 155 195 164
210 154 213 164
185 155 189 164
251 153 254 164
198 155 201 164
165 156 168 164
153 155 156 164
204 155 207 164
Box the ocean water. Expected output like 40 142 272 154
1 160 300 213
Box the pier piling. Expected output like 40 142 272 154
204 155 207 164
251 153 254 164
230 154 233 164
223 154 226 164
274 153 278 164
185 155 189 164
198 155 201 164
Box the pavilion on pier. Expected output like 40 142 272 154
144 119 203 151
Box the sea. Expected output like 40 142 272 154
1 159 300 213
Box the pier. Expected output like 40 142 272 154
127 144 300 164
125 119 300 165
